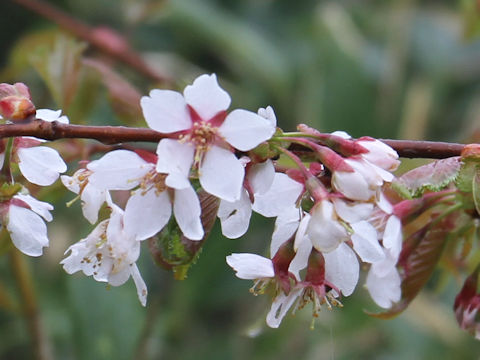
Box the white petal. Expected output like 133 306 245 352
108 267 131 286
61 174 80 194
173 185 204 240
17 146 66 186
130 264 148 306
218 190 252 239
266 288 302 328
156 139 194 189
331 131 351 139
288 237 312 280
307 201 348 253
8 205 49 257
88 150 152 190
199 145 244 202
369 250 397 278
332 170 373 201
271 207 301 256
257 106 277 127
333 198 373 223
219 109 275 151
358 139 399 171
350 221 385 263
294 213 311 251
14 194 53 221
247 160 275 195
183 74 231 120
80 183 106 224
383 215 402 259
124 187 172 240
376 191 393 214
140 89 191 133
253 173 303 217
36 109 69 124
0 151 5 170
226 253 274 279
366 265 401 309
324 243 359 296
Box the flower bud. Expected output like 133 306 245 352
0 83 36 121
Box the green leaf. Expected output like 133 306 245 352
472 166 480 215
393 157 461 198
456 160 477 193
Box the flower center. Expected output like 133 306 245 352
140 170 168 195
180 121 218 152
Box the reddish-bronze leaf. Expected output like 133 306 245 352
393 157 461 198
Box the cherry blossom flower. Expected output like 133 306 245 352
366 265 401 309
61 199 147 306
0 193 53 256
61 168 106 224
217 159 275 239
227 240 359 328
1 109 69 186
142 74 276 202
87 149 204 240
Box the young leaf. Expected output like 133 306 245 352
472 167 480 215
393 157 461 198
456 161 477 193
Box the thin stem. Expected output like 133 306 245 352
274 145 310 178
9 250 52 360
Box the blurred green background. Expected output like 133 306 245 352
1 0 480 359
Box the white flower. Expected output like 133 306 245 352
267 244 359 328
217 160 275 239
1 193 53 256
142 74 276 202
36 109 69 124
61 168 106 224
87 150 204 240
356 138 400 171
252 172 304 218
226 253 275 280
366 264 401 309
304 200 349 253
61 201 148 306
2 109 69 186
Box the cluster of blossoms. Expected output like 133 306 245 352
0 76 407 329
57 74 404 328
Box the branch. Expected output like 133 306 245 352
0 120 467 158
10 0 170 84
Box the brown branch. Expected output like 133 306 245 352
380 139 465 159
0 120 468 159
10 0 170 84
0 120 172 144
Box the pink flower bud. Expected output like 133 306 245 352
0 83 36 121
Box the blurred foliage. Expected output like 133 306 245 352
0 0 480 359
